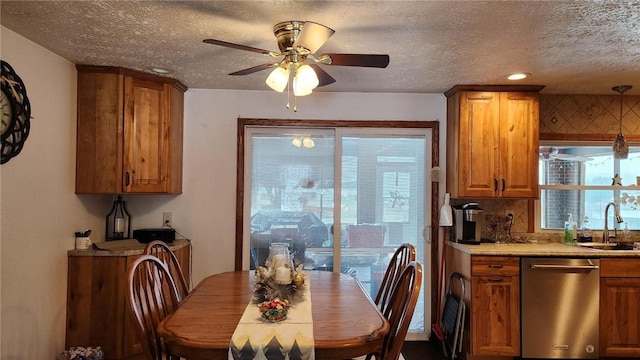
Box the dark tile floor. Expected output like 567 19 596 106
402 340 448 360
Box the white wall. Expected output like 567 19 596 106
1 27 110 359
1 26 447 357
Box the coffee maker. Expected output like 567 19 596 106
453 203 483 244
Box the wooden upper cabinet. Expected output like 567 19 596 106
75 65 186 194
445 85 544 199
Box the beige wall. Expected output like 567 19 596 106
1 27 111 358
1 26 448 356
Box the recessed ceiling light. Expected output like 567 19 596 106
150 67 170 74
506 72 530 81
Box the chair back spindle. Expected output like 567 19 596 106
374 243 416 313
144 240 190 300
380 261 423 360
127 255 182 360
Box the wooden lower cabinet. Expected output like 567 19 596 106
600 258 640 358
447 247 640 359
446 246 520 359
65 240 190 360
471 274 520 356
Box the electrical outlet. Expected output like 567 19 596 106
505 210 514 218
163 212 172 228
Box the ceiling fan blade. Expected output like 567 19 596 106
320 54 390 68
292 21 335 54
203 39 276 56
229 63 279 76
309 64 336 87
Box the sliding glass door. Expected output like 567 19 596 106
243 124 432 338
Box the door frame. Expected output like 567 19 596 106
235 118 441 327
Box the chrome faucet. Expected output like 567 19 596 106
603 202 624 243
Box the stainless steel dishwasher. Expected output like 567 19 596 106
521 258 600 359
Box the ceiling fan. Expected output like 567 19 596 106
203 21 390 97
539 147 593 162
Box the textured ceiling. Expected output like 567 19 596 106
1 1 639 95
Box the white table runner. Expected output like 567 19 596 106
229 272 314 360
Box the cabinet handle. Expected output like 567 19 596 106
502 179 506 192
126 172 130 186
487 278 504 283
488 264 503 269
494 179 498 192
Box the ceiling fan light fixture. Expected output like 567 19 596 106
292 21 335 54
612 85 632 159
293 64 319 96
266 66 290 92
302 137 315 148
291 136 315 148
203 20 389 110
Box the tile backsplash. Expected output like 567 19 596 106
450 198 529 237
540 94 640 135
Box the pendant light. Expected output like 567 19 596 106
612 85 632 159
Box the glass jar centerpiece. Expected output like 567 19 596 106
253 243 305 315
266 243 294 284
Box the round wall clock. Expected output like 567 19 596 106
1 60 31 164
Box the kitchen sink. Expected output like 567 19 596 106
607 243 637 250
577 242 639 251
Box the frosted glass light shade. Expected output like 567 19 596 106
266 66 290 92
302 137 315 148
293 64 319 96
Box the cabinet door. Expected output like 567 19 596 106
600 277 640 357
458 92 500 197
66 256 130 359
122 255 144 358
76 71 124 194
498 92 539 198
471 275 520 356
123 77 171 193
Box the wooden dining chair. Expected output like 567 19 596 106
127 255 182 360
374 243 416 314
377 261 423 360
144 240 190 300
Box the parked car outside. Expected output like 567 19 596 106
250 211 329 268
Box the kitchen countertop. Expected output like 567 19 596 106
447 241 640 257
68 238 190 256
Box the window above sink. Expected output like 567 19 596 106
538 143 640 232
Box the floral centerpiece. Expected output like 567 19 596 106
252 244 305 321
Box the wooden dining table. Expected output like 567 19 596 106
158 270 390 359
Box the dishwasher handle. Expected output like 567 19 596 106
529 263 599 270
